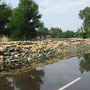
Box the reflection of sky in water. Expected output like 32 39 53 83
6 77 20 90
0 53 90 90
41 57 81 90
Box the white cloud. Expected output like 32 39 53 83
3 0 90 31
35 0 90 31
36 0 90 15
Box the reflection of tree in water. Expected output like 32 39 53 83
0 69 44 90
79 53 90 74
0 77 15 90
12 69 45 90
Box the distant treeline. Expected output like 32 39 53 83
37 27 76 38
37 27 89 38
0 0 90 41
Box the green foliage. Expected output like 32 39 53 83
9 0 43 41
62 30 75 38
50 27 62 38
79 7 90 37
49 28 76 38
76 28 82 38
0 3 12 36
37 27 50 37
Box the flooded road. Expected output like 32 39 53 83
0 53 90 90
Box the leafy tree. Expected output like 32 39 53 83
79 7 90 37
0 2 12 36
37 27 50 38
62 30 75 38
9 0 43 40
50 27 62 38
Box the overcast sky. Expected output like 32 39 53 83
4 0 90 31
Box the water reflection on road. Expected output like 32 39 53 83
0 53 90 90
0 69 45 90
79 54 90 74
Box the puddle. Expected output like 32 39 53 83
0 53 90 90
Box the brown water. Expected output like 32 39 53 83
0 53 90 90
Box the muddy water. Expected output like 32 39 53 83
0 53 90 90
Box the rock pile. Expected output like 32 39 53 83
0 39 90 72
0 45 60 71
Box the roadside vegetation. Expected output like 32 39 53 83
0 0 90 41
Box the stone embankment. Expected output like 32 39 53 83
0 39 90 72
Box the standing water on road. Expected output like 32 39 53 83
0 53 90 90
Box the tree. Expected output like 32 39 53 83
62 30 75 38
9 0 43 40
37 27 50 38
50 27 62 38
0 2 12 36
79 7 90 37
